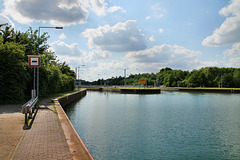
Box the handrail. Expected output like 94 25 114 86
22 97 38 129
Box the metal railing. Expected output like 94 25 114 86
22 90 38 129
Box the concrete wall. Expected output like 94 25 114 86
57 89 87 107
52 89 94 160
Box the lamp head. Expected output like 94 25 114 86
55 27 63 29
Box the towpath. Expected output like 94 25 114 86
0 96 93 160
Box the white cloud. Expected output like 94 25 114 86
223 42 240 56
126 44 201 70
98 61 126 71
219 0 240 17
82 20 147 52
202 0 240 68
107 6 126 13
86 60 127 80
3 0 89 26
59 33 67 40
197 60 222 69
90 0 126 16
226 57 240 67
0 13 14 27
149 36 155 42
50 41 86 56
87 49 111 61
3 0 126 26
152 3 166 19
49 41 89 70
223 42 240 67
202 0 240 47
90 0 107 16
145 16 151 20
159 28 164 33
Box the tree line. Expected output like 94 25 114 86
90 67 240 88
0 24 76 104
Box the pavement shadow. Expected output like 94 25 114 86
0 104 22 114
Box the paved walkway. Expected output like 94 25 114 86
1 94 93 160
0 105 24 160
12 98 73 160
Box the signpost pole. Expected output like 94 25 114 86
28 55 41 99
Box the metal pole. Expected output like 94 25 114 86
37 27 40 97
136 68 140 88
78 65 85 90
124 69 127 86
221 69 223 88
37 26 63 97
33 67 35 96
75 67 77 89
78 66 80 90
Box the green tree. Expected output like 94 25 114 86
187 70 201 87
202 67 220 87
1 24 76 103
0 42 31 103
222 73 234 88
233 69 240 87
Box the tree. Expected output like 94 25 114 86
0 42 30 103
0 24 76 103
233 69 240 87
222 73 234 88
187 70 201 87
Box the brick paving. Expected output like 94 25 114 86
13 101 73 160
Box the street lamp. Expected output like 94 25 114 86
124 69 128 87
77 65 85 90
136 68 140 88
37 26 63 97
104 73 108 87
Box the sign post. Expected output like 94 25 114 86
28 56 41 67
28 55 41 98
139 79 146 88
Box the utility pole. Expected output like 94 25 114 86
221 69 223 88
78 65 85 90
124 69 127 86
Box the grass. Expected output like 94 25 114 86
53 105 58 115
120 88 160 90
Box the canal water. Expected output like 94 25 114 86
64 91 240 160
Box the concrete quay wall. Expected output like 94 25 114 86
56 89 87 107
52 89 94 160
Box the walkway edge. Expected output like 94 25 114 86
52 92 94 160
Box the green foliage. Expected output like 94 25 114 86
90 67 240 88
0 42 31 103
233 69 240 87
0 24 76 104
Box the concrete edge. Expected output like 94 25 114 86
53 93 94 160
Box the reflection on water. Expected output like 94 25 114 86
64 91 240 160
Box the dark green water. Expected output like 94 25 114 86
64 91 240 160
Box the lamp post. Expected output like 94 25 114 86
37 26 63 97
136 68 140 87
104 73 108 87
77 65 85 90
124 69 128 87
97 74 101 85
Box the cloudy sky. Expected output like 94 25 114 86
1 0 240 81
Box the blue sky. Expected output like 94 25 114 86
1 0 240 81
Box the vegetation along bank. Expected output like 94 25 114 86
0 24 76 104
